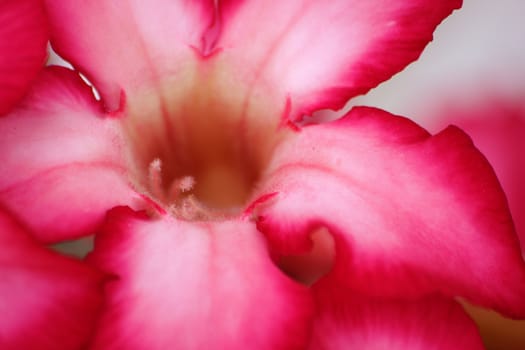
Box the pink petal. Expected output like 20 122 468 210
217 0 462 122
0 205 104 350
0 0 48 115
429 96 525 252
308 291 484 350
44 0 215 111
0 67 138 243
88 207 313 350
250 106 525 318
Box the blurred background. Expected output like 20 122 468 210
352 0 525 121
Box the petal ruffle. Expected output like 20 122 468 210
250 106 525 318
308 290 484 349
0 0 48 115
44 0 215 110
88 207 313 350
217 0 462 122
0 206 104 350
0 67 137 243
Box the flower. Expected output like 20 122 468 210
428 95 525 251
1 1 103 349
0 0 48 115
0 204 104 350
2 0 525 349
425 94 525 349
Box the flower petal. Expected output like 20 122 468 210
0 0 48 115
250 106 525 318
0 67 138 243
429 96 525 251
0 205 104 350
217 0 462 121
88 207 313 350
44 0 215 110
308 290 484 350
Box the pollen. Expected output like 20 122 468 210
148 158 165 202
177 176 195 192
147 158 199 205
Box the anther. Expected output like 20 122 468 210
148 158 165 202
167 175 196 202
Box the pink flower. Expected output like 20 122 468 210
426 93 525 350
1 1 103 349
0 0 47 115
1 0 525 349
427 94 525 252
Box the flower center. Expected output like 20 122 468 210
121 60 288 220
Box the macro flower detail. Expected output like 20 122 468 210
87 207 314 349
0 0 48 115
428 96 525 252
2 0 525 349
308 291 485 349
0 205 104 350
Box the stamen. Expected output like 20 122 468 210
178 176 195 192
146 171 210 220
171 195 211 221
167 175 195 201
148 158 165 202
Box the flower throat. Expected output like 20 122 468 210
120 61 287 220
